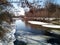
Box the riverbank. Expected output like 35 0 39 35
0 21 16 45
14 19 60 45
28 21 60 29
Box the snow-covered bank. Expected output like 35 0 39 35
50 30 60 35
28 21 60 29
28 21 49 25
0 22 16 45
42 24 60 28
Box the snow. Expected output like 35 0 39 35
50 30 60 35
28 21 60 29
42 24 60 28
11 29 16 34
8 42 14 45
28 21 49 25
17 7 25 15
0 22 16 45
14 7 25 16
17 34 51 45
0 43 2 45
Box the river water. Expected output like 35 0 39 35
14 19 60 45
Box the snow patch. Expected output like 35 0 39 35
28 21 48 25
28 21 60 28
42 24 60 28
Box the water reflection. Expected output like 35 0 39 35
15 20 45 35
14 19 60 45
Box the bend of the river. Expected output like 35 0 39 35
14 19 60 45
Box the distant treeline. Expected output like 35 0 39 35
25 3 60 18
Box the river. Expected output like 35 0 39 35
14 19 60 45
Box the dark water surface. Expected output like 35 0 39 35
14 19 60 45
